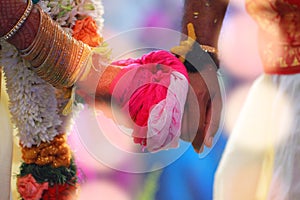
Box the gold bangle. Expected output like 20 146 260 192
65 42 92 87
44 26 77 88
19 5 48 60
62 40 82 87
18 5 42 55
36 23 60 80
63 40 80 87
200 44 218 54
27 14 53 66
76 44 92 81
47 30 71 86
68 42 85 85
18 4 92 88
59 38 78 87
34 26 58 79
1 0 33 41
30 15 55 67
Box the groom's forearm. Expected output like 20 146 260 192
181 0 229 48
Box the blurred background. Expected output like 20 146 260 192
69 0 263 199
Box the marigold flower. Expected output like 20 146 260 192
72 16 103 47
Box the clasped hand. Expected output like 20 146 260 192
172 23 223 153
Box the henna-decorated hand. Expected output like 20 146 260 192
0 0 39 49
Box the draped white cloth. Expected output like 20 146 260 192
214 74 300 200
0 72 13 200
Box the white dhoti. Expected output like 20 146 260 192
0 71 13 200
214 74 300 200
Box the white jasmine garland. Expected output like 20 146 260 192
0 42 62 147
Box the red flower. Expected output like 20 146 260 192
17 174 48 200
42 182 79 200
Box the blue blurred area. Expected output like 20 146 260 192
156 134 227 200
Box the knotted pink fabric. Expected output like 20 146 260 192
110 50 189 152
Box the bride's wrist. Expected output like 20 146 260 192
0 1 40 50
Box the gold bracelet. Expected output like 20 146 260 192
18 5 42 56
42 25 76 88
17 4 92 88
1 0 33 41
65 42 92 87
61 40 82 87
200 44 218 54
27 12 53 66
62 40 80 87
58 36 77 87
75 44 92 82
47 30 71 86
30 14 55 67
35 22 60 81
19 5 47 60
34 26 58 79
68 42 86 85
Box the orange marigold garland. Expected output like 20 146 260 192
21 134 72 168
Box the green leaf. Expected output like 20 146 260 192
84 3 95 11
19 158 77 185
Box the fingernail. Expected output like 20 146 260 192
206 137 213 147
199 145 204 153
209 137 213 144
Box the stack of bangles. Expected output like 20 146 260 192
18 6 92 88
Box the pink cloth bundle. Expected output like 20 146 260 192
110 50 189 152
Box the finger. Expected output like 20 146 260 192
191 91 209 152
203 91 223 147
199 144 204 153
180 86 199 142
170 23 196 62
170 45 190 55
180 101 191 142
187 23 196 41
170 40 193 62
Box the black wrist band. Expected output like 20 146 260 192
182 42 219 73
